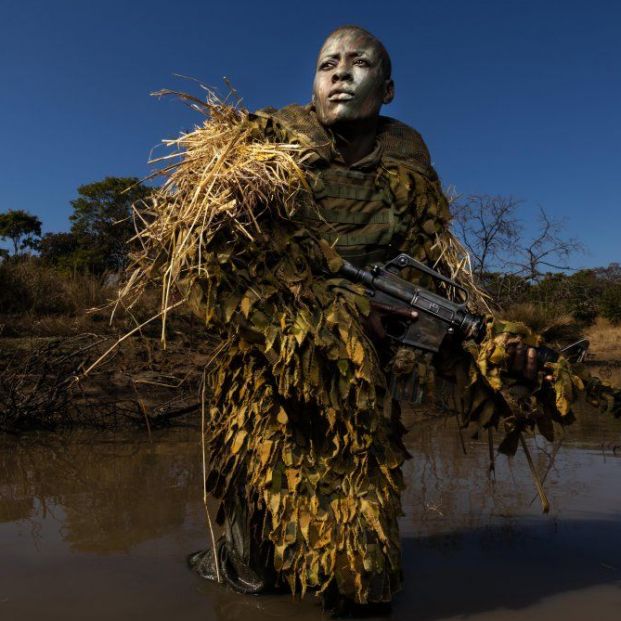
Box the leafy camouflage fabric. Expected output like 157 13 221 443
179 105 467 603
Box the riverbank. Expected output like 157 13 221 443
1 317 619 433
0 332 216 432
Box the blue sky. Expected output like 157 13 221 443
1 0 619 267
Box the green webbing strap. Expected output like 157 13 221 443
300 204 390 225
323 225 395 247
311 167 390 202
387 201 396 244
312 182 388 203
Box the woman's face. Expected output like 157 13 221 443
312 30 393 127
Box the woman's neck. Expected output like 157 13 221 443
331 117 378 166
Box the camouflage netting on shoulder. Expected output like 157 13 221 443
117 94 406 603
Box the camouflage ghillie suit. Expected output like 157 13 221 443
184 104 617 605
184 104 453 604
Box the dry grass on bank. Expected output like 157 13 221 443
0 260 115 337
0 259 200 338
498 302 584 345
0 259 112 314
585 317 621 362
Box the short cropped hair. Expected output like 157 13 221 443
322 25 392 81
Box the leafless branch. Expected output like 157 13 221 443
451 194 522 278
511 207 585 282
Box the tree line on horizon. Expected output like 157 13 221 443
1 176 620 325
0 177 151 273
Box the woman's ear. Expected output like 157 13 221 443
383 79 395 105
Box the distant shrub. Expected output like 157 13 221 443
600 284 621 325
0 257 195 338
499 302 583 344
0 257 112 315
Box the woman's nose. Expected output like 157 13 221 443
331 63 352 82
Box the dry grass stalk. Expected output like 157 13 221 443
114 90 311 346
432 232 492 314
201 368 220 583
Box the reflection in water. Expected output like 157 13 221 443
0 430 204 551
401 404 621 538
0 409 619 621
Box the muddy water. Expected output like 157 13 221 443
1 408 620 621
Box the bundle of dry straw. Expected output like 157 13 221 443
114 89 313 343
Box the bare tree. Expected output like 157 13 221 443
451 194 521 278
450 195 584 308
513 207 584 282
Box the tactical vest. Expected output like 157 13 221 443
301 165 398 266
254 104 446 268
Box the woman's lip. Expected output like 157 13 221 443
328 92 354 102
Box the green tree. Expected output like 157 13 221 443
68 177 152 273
38 232 79 268
0 209 42 255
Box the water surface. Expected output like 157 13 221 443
1 408 619 620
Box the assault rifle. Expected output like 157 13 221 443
338 252 589 367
